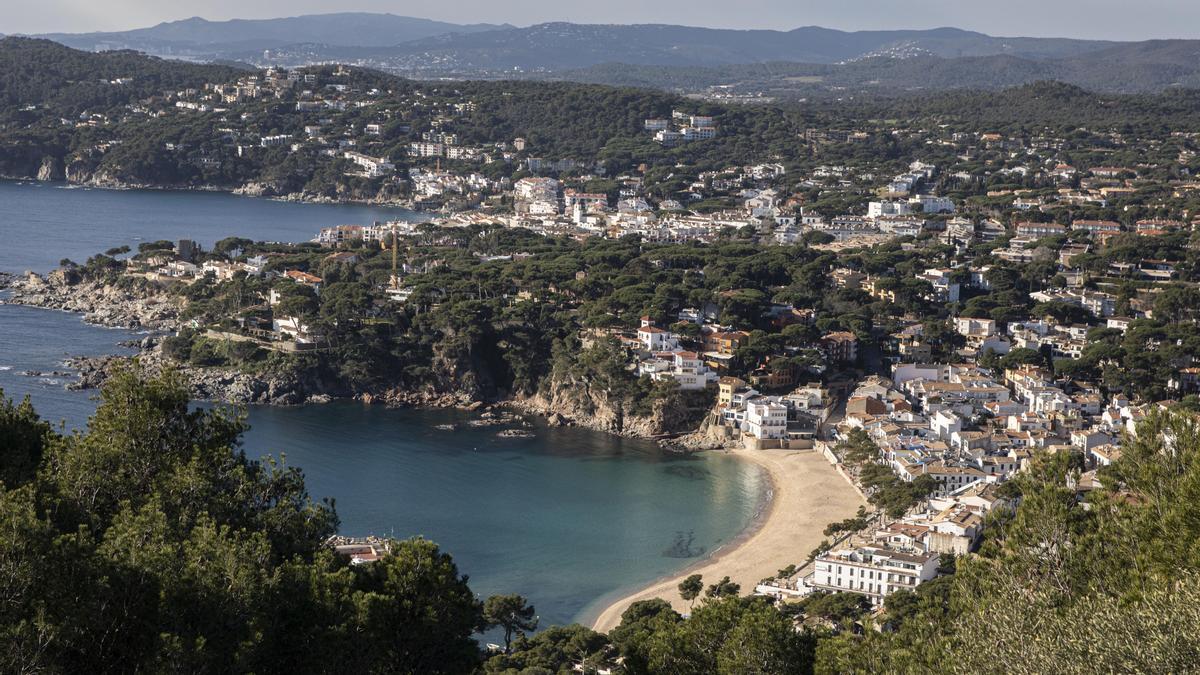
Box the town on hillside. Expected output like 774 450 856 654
8 20 1200 672
20 58 1200 615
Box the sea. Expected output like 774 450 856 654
0 181 766 627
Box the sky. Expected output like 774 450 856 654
3 0 1198 41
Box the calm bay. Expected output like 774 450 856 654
0 181 766 627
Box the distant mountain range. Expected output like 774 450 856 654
35 13 510 56
353 23 1118 68
26 13 1200 94
544 40 1200 96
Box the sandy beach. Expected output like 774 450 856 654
589 445 866 633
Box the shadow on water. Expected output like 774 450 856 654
663 530 707 559
662 464 712 481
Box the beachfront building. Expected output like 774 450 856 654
743 397 788 440
718 376 749 407
810 545 939 605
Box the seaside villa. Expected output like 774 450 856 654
810 545 939 605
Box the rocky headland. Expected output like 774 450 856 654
2 271 180 330
6 161 421 209
512 370 712 441
65 349 322 406
5 270 718 442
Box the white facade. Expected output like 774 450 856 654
868 201 912 218
743 398 788 440
811 546 939 605
637 327 677 352
343 151 395 177
910 194 956 214
931 409 963 440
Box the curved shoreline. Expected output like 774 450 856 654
586 445 866 633
575 447 778 627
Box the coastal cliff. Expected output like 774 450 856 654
514 369 708 438
233 180 413 206
37 156 64 182
5 271 711 440
0 271 319 405
5 154 419 208
2 271 180 330
67 349 328 405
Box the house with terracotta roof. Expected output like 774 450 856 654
820 332 859 363
284 269 324 289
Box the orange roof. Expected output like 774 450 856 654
285 270 324 284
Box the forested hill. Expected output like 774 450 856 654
540 40 1200 96
850 81 1200 134
377 23 1112 68
22 13 1200 93
9 36 1200 140
4 38 1200 198
0 37 243 113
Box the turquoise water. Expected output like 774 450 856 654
0 183 766 627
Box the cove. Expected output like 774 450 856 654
0 182 767 626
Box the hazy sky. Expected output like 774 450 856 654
4 0 1198 40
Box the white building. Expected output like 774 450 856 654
655 130 683 146
343 151 395 177
868 201 912 218
743 397 788 440
637 326 678 352
681 126 717 141
910 194 956 214
811 546 940 605
409 142 444 157
273 316 321 344
642 351 718 390
955 317 997 338
259 134 292 147
920 268 960 302
514 177 559 203
931 409 963 440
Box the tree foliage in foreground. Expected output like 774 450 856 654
816 408 1200 674
7 369 1200 673
0 366 482 674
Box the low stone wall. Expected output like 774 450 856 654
815 441 870 501
204 329 317 353
742 436 816 451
